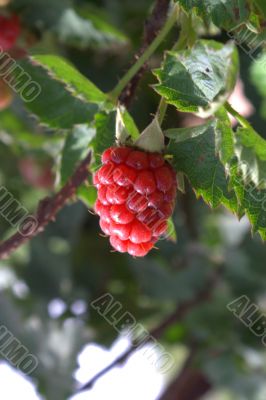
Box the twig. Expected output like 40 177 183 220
118 0 171 107
78 267 221 392
158 346 211 400
0 152 92 259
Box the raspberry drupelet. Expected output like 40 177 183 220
94 146 177 257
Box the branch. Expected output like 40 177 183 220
158 347 211 400
119 0 171 107
0 151 92 259
78 267 221 393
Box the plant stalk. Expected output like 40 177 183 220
225 102 253 130
109 5 178 101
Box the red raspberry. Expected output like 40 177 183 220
0 15 21 51
113 165 137 187
126 151 149 170
109 221 131 240
134 171 156 195
106 186 129 205
127 192 148 213
94 146 177 257
155 166 174 192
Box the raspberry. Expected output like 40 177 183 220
148 153 164 169
126 151 149 170
134 171 156 195
110 235 128 253
94 146 177 257
127 192 148 213
109 221 131 240
110 204 135 224
155 166 174 192
0 15 20 51
106 186 129 205
113 165 137 187
148 191 164 208
110 147 131 164
129 220 151 244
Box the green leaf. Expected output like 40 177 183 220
91 110 116 166
31 55 106 104
154 40 238 117
55 8 127 49
17 56 105 129
178 0 249 29
215 108 236 167
250 54 266 120
166 218 177 243
253 0 266 18
230 162 266 240
121 110 140 140
60 124 95 185
216 110 266 240
165 120 238 211
234 127 266 189
115 106 140 143
77 184 97 208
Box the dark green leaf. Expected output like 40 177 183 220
60 124 95 185
166 120 238 211
17 56 105 129
154 40 238 116
216 110 266 240
234 127 266 189
91 110 116 166
31 55 106 104
77 184 97 208
178 0 249 29
250 54 266 120
230 161 266 240
55 8 127 49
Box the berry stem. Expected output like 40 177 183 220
224 102 254 130
109 4 178 102
157 97 168 125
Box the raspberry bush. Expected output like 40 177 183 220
94 147 177 256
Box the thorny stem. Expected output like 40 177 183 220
119 0 171 107
109 4 178 102
0 152 92 260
